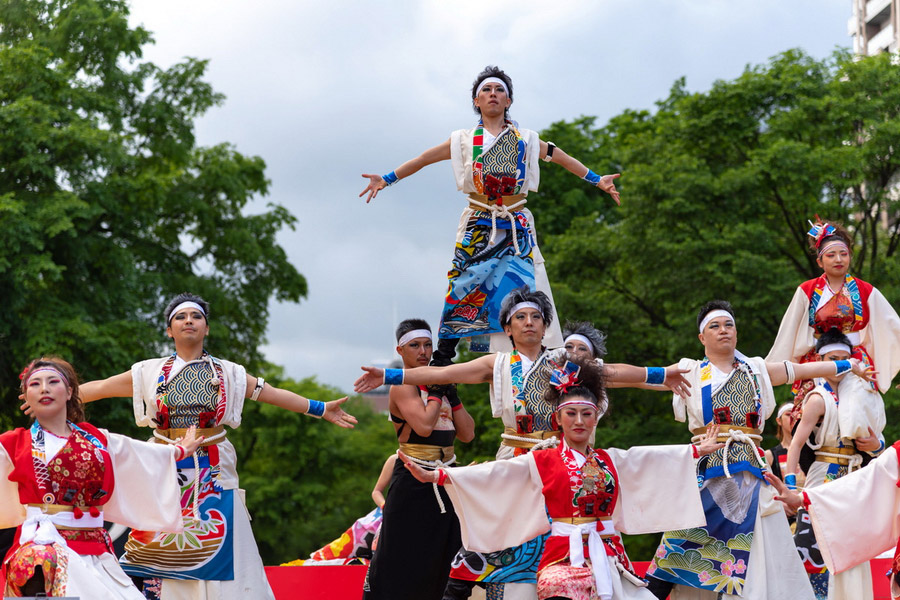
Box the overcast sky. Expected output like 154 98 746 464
128 0 853 393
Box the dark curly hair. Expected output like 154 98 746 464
696 300 735 331
815 327 853 355
562 321 608 359
471 65 513 120
543 356 608 416
20 356 85 423
164 292 210 327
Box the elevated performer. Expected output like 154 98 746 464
76 293 357 600
356 288 690 600
362 319 475 600
360 65 620 361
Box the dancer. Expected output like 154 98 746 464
563 322 608 363
363 319 474 600
360 65 620 359
765 403 797 484
768 219 900 441
400 358 722 600
767 445 900 599
77 293 357 600
781 328 883 599
644 300 874 600
1 357 202 598
356 288 690 600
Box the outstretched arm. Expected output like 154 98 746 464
604 363 691 398
766 358 875 387
250 374 358 429
80 371 133 403
354 354 495 393
360 139 452 202
540 140 620 205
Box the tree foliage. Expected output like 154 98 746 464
531 49 900 558
0 0 306 433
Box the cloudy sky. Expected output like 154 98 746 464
128 0 853 392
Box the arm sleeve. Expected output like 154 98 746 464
103 431 183 533
0 445 25 528
606 445 706 535
806 445 900 573
444 453 549 552
865 288 900 391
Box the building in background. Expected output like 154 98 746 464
850 0 900 55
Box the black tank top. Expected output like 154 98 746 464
390 386 456 446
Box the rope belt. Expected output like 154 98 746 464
550 518 617 600
154 426 228 522
398 443 455 463
501 428 559 451
815 445 862 470
399 445 456 514
467 193 528 255
691 425 764 479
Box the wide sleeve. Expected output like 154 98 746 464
131 358 164 427
864 288 900 391
606 445 706 535
102 432 183 533
521 128 541 193
219 359 248 427
766 287 814 362
806 446 900 573
444 453 549 553
0 445 25 528
672 358 697 423
750 356 777 420
450 129 470 192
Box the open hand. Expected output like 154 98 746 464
597 173 621 205
177 426 205 457
324 397 358 429
398 450 438 484
850 358 877 383
694 424 724 457
763 472 804 510
359 174 387 203
355 366 385 393
664 367 692 399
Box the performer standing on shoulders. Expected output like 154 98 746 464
645 300 874 600
74 293 357 600
400 357 723 600
360 65 620 359
1 357 202 598
363 319 474 600
782 328 883 600
768 219 900 442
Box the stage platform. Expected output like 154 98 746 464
266 560 896 599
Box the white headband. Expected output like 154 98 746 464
699 309 734 333
168 301 206 324
818 240 849 257
507 302 542 322
777 403 794 418
564 334 594 355
397 329 432 347
557 398 598 411
476 77 507 95
818 342 852 356
26 367 69 386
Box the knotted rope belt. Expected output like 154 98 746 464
691 424 764 479
467 193 528 255
501 428 560 451
398 443 456 514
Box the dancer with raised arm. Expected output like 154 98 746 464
400 357 722 600
1 357 202 598
362 319 474 600
781 328 884 599
76 293 357 600
356 288 690 600
644 300 875 600
360 65 620 360
768 219 900 442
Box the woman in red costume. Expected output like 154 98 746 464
767 219 900 441
401 358 722 600
0 357 202 598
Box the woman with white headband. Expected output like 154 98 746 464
768 219 900 442
359 65 621 364
72 292 357 600
363 318 474 600
1 356 203 598
399 357 722 600
644 300 876 600
777 328 883 600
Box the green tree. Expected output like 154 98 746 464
531 49 900 559
0 0 305 433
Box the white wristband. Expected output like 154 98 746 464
250 377 265 401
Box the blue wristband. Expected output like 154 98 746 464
382 171 399 186
784 473 797 491
384 368 404 386
583 169 602 185
306 399 325 418
834 360 852 377
645 367 666 386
